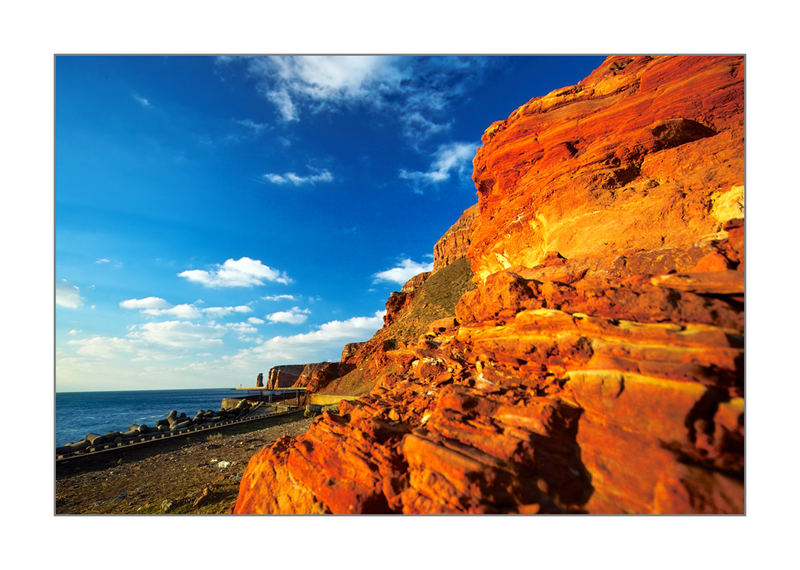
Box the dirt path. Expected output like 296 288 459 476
55 416 314 514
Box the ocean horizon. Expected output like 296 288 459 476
55 387 245 446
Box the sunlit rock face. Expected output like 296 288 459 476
232 56 744 514
433 204 479 272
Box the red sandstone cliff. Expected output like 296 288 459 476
266 362 332 390
433 204 479 271
233 56 744 514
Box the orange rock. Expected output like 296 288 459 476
232 56 744 515
433 204 479 271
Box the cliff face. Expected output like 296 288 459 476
266 362 332 390
233 56 744 514
433 204 479 271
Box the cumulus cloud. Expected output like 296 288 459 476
226 322 258 334
228 311 385 365
96 258 111 264
56 281 84 309
142 304 203 320
399 142 477 188
248 317 265 325
266 306 311 325
373 258 434 285
263 167 334 186
178 257 291 287
202 305 252 318
120 297 170 310
129 320 226 348
216 56 491 144
68 336 136 358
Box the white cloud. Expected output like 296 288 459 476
217 56 491 144
267 88 297 121
133 94 151 107
68 336 137 358
202 305 252 318
263 167 334 186
235 118 267 134
262 294 295 301
143 303 203 320
248 317 265 325
120 296 170 310
226 322 258 334
373 258 434 285
56 281 84 309
129 320 226 348
399 142 477 186
250 56 395 121
228 311 385 365
178 256 291 287
266 306 311 325
96 258 111 264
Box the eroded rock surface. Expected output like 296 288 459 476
433 204 479 271
233 56 744 514
266 362 332 390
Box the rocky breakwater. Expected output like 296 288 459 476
57 400 260 458
232 56 743 514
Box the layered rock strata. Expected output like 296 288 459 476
233 56 744 514
433 204 479 271
266 362 332 390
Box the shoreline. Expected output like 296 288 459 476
55 414 315 514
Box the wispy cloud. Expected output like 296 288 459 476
263 167 334 186
121 297 252 320
262 294 295 302
234 118 267 134
96 257 123 268
399 142 477 190
56 280 84 309
373 258 433 285
248 317 265 325
178 256 291 287
216 56 491 145
133 94 151 108
266 306 310 325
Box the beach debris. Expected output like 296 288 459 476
217 461 231 469
161 499 174 513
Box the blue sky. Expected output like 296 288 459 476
55 55 605 392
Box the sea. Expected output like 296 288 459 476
55 388 242 447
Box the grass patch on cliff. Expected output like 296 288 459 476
385 256 475 345
320 257 475 396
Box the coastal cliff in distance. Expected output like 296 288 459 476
233 56 744 514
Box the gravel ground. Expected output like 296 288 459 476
55 416 314 515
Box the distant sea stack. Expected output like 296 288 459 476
233 56 744 514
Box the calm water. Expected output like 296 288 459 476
55 388 241 446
